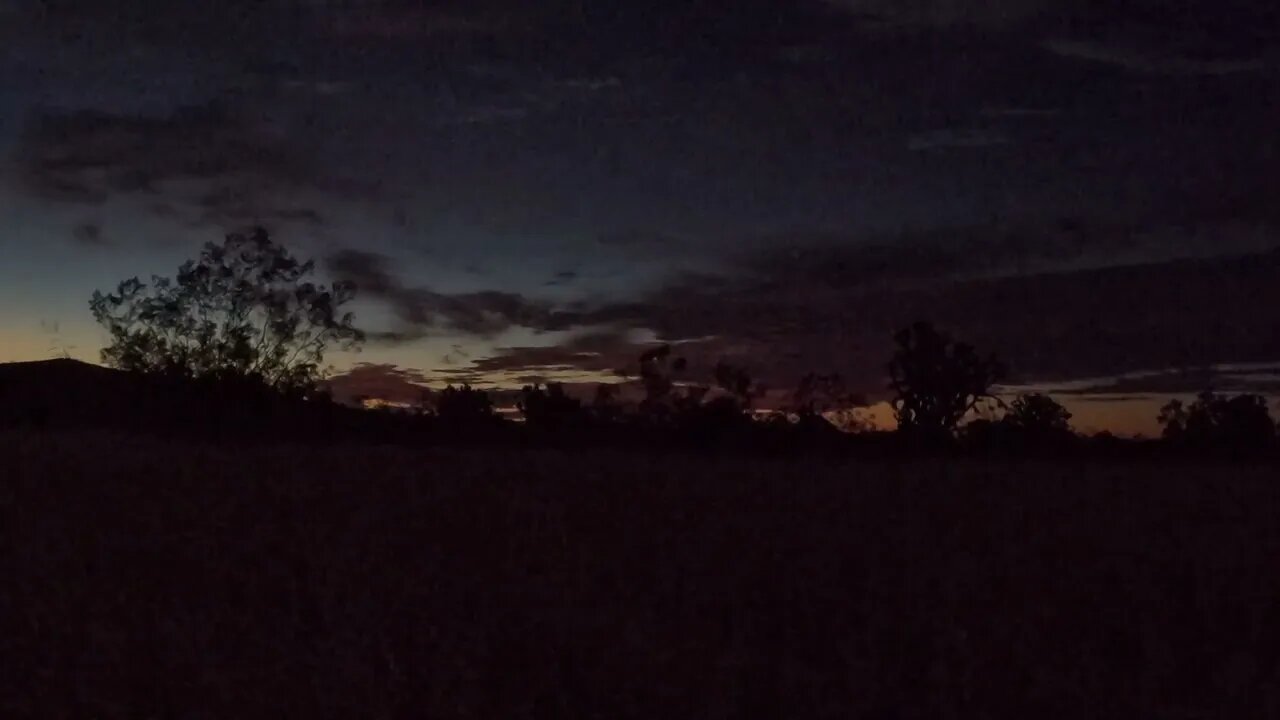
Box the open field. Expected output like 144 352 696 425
3 431 1279 718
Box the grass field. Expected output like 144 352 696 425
3 431 1279 718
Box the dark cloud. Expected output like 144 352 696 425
326 249 621 338
1042 364 1280 397
323 363 432 406
193 185 324 229
462 233 1280 399
70 222 107 247
315 3 528 41
907 127 1012 152
325 216 1280 398
544 270 579 286
12 100 328 229
15 102 290 196
465 330 644 377
595 230 682 248
819 0 1051 28
1042 39 1269 76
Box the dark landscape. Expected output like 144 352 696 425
4 431 1280 719
4 0 1280 717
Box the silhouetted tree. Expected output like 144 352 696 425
1002 393 1072 433
434 384 497 427
637 344 693 423
962 392 1074 452
712 361 759 409
789 372 870 433
590 384 624 425
1158 391 1276 451
888 321 1004 443
518 382 587 431
89 227 362 397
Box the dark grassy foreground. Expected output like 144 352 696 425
3 432 1279 719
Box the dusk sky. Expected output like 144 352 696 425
2 0 1278 435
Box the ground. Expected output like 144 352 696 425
2 431 1278 718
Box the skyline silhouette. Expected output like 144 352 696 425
2 0 1278 438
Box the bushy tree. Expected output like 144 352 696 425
89 227 362 396
1002 393 1072 434
712 361 760 409
962 392 1074 452
888 321 1004 442
590 384 624 424
518 382 587 430
1158 391 1275 450
434 384 497 426
789 372 870 433
637 344 686 410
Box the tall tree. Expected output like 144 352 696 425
1158 391 1275 450
1002 393 1072 434
888 321 1004 442
90 227 363 396
518 382 587 430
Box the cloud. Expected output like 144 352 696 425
323 362 432 406
458 232 1280 400
317 4 524 41
331 219 1280 399
12 100 329 229
1034 363 1280 397
907 127 1012 152
595 230 682 249
70 222 108 247
192 185 325 228
544 270 579 286
464 330 645 378
979 107 1060 119
1043 39 1268 76
818 0 1050 28
326 250 627 339
15 101 291 197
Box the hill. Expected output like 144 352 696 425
0 359 380 441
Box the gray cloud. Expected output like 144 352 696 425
15 102 293 197
1044 39 1269 76
192 185 325 228
1036 363 1280 397
322 362 432 406
543 270 579 286
70 222 107 247
325 249 632 339
907 127 1011 152
327 216 1280 398
818 0 1051 28
461 226 1280 399
12 100 330 230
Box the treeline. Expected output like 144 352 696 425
5 228 1274 458
369 322 1280 458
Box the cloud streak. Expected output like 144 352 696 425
1044 39 1268 76
326 249 642 339
460 230 1280 400
11 100 334 230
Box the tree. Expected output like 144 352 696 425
789 372 870 433
712 361 760 410
1002 393 1072 434
434 384 497 426
590 384 624 425
89 227 362 396
636 344 693 422
887 321 1004 442
962 392 1074 452
518 382 587 431
1158 391 1275 450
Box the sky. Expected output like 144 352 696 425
1 0 1278 435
